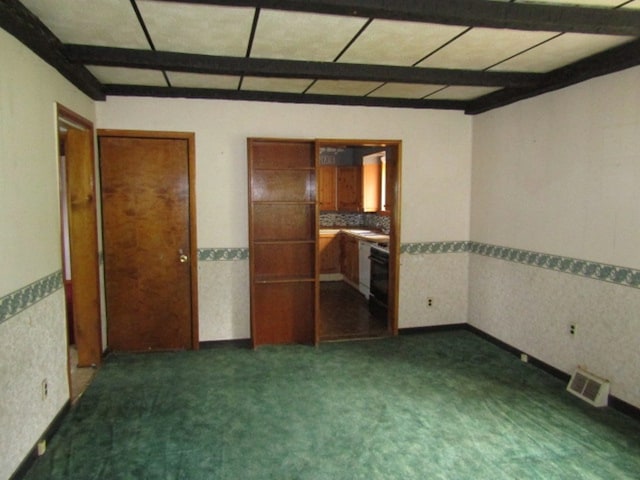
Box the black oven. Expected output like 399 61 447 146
369 244 389 319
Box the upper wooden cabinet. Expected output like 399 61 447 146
337 166 361 211
336 163 381 212
318 164 337 211
248 139 317 347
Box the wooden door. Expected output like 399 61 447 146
65 127 102 366
99 131 198 352
248 139 317 347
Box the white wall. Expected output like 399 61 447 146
96 97 473 339
0 30 95 478
470 66 640 408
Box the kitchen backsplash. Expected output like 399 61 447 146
319 212 390 234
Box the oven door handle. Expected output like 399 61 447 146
369 256 388 265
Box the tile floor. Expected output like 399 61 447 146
319 281 388 341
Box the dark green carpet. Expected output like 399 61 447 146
24 331 640 479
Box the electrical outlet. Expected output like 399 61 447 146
37 440 47 456
570 324 576 335
41 379 48 400
520 353 529 363
427 298 433 307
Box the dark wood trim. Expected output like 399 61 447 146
199 338 252 349
97 129 200 350
102 84 468 110
10 401 71 480
150 0 640 36
464 324 640 420
63 45 542 88
399 324 467 335
467 38 640 115
0 0 104 100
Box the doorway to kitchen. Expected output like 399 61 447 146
317 140 401 342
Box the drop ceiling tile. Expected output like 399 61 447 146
167 72 239 90
426 86 502 101
490 33 635 72
306 80 383 96
338 20 467 66
136 1 254 56
20 0 149 48
368 83 445 99
251 10 368 61
87 66 167 86
241 77 314 94
417 27 557 70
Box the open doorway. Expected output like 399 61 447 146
57 104 102 402
316 140 401 342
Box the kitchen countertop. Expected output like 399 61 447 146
320 228 389 244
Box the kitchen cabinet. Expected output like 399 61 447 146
337 164 381 212
248 139 317 347
337 166 361 211
318 165 337 211
319 231 340 275
341 233 359 287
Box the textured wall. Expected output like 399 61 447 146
469 254 640 407
470 66 640 409
399 244 469 328
0 29 95 478
97 97 472 341
0 292 68 478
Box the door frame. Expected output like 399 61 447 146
97 129 200 349
56 104 102 369
315 139 402 341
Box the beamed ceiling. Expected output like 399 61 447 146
2 0 640 114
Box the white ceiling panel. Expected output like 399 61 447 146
368 83 445 99
20 0 149 49
137 1 254 56
339 20 467 66
306 80 383 96
417 27 557 70
241 77 314 93
426 86 502 101
167 72 239 90
621 0 640 8
490 33 635 72
87 66 167 86
251 10 368 61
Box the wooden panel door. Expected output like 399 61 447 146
99 132 198 352
65 128 102 366
248 139 317 347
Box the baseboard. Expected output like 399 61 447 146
464 324 640 420
10 400 71 480
199 338 252 349
399 324 467 335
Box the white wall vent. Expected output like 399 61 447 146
566 367 610 407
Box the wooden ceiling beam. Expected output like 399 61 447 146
466 38 640 114
149 0 640 36
102 83 469 110
63 44 543 88
0 0 105 100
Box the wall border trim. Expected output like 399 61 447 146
0 271 63 325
